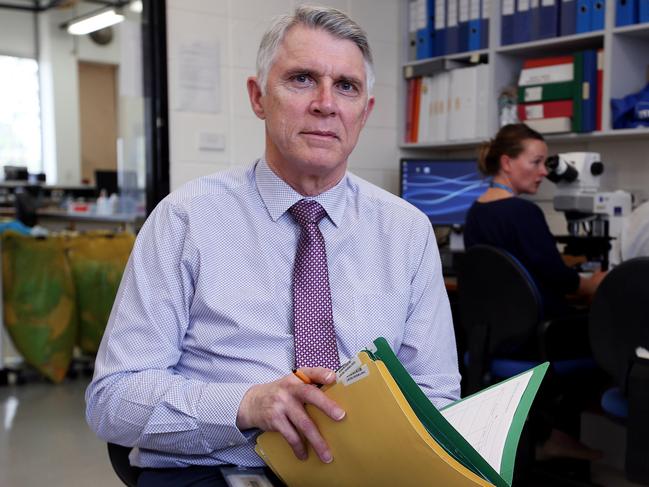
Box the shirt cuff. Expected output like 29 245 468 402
197 382 254 450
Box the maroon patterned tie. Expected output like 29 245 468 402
289 200 340 370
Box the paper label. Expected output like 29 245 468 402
447 0 458 27
524 86 542 102
342 364 369 386
336 355 362 382
583 81 590 100
518 0 530 11
459 0 470 21
503 0 515 15
525 104 544 119
470 0 480 19
531 0 539 8
541 0 555 5
483 0 491 18
435 0 446 29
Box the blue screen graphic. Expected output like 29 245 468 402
400 159 487 226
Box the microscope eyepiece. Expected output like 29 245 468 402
545 155 579 183
591 161 604 176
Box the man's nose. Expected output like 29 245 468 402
310 84 336 116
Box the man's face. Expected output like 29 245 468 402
248 25 374 194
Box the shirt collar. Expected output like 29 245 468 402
255 158 347 227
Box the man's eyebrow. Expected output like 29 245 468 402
284 67 317 78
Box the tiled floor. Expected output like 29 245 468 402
0 376 117 487
0 373 645 486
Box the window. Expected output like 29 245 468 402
0 55 42 174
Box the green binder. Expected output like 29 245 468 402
518 81 577 103
573 51 584 133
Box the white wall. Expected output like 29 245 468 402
166 0 402 192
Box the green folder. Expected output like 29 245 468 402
257 338 548 487
518 81 578 103
367 337 548 487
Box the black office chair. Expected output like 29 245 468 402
107 443 141 487
459 245 546 393
458 244 595 392
589 257 649 485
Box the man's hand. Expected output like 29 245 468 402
236 367 343 463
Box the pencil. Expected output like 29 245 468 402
292 368 312 384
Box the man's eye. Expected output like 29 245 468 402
338 81 356 92
293 74 311 84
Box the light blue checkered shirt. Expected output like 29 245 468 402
86 159 460 468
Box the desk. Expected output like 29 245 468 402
0 207 145 233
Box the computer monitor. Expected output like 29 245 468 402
399 158 487 226
95 170 119 196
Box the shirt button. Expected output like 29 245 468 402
228 441 235 446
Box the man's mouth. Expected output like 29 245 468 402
301 130 339 139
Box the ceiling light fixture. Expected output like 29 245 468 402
129 0 143 13
64 7 125 36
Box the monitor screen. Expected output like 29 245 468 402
400 159 487 226
95 170 119 196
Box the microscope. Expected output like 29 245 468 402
545 152 632 270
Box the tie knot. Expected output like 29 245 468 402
289 199 327 226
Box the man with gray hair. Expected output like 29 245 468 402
86 5 460 486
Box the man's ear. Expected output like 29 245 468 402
247 77 265 120
361 96 375 127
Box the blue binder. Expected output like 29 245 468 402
468 0 482 49
576 0 591 32
591 0 605 29
539 0 559 38
459 0 470 52
501 0 516 45
582 49 597 132
434 0 447 56
446 0 460 54
530 0 541 40
480 0 490 48
416 0 438 59
616 0 638 26
640 0 649 21
560 0 577 35
513 0 532 43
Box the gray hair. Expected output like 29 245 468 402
255 4 375 96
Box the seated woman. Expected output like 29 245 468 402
464 123 605 319
464 123 605 461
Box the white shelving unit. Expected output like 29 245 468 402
399 0 649 151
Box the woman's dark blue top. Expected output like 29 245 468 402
464 197 580 318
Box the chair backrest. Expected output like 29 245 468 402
589 257 649 390
107 443 141 487
458 244 542 352
457 245 543 392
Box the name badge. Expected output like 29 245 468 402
221 466 275 487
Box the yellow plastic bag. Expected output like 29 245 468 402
2 233 77 383
66 231 134 354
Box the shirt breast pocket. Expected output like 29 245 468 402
353 291 409 349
